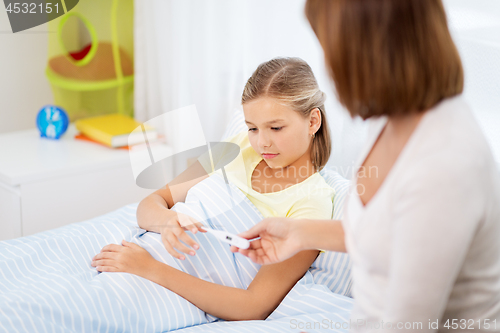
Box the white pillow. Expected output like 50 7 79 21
221 108 353 297
313 168 352 297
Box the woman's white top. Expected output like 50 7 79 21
343 96 500 332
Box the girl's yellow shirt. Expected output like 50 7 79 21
200 131 335 221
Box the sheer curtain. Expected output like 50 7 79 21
134 0 369 178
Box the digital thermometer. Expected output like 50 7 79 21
200 227 250 249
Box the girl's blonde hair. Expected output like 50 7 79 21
241 57 331 170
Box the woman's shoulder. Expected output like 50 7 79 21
393 97 499 203
418 96 491 157
402 96 495 175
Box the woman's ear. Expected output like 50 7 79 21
309 108 322 134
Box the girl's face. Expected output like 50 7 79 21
243 97 320 169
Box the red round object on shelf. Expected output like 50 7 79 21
69 43 92 60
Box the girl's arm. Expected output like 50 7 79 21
148 250 319 321
93 243 319 321
136 161 209 257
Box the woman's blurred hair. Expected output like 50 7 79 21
305 0 464 120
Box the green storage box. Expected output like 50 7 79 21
45 0 134 121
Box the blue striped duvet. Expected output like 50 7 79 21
0 173 353 332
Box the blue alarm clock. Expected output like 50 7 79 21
36 105 69 139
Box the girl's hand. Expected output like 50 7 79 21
91 240 157 278
230 218 305 265
160 212 206 260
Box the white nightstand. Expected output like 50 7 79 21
0 124 173 241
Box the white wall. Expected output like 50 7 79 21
443 0 500 163
0 9 54 134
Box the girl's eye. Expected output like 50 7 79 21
271 127 283 131
248 128 257 132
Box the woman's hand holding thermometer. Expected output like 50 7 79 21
229 217 304 265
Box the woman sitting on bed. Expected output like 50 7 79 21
92 57 334 321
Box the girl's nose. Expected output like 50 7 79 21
258 133 272 148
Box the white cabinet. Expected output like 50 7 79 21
0 125 172 241
0 183 22 241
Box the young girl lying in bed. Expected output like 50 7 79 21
91 57 334 321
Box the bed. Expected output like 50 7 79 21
0 111 355 333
